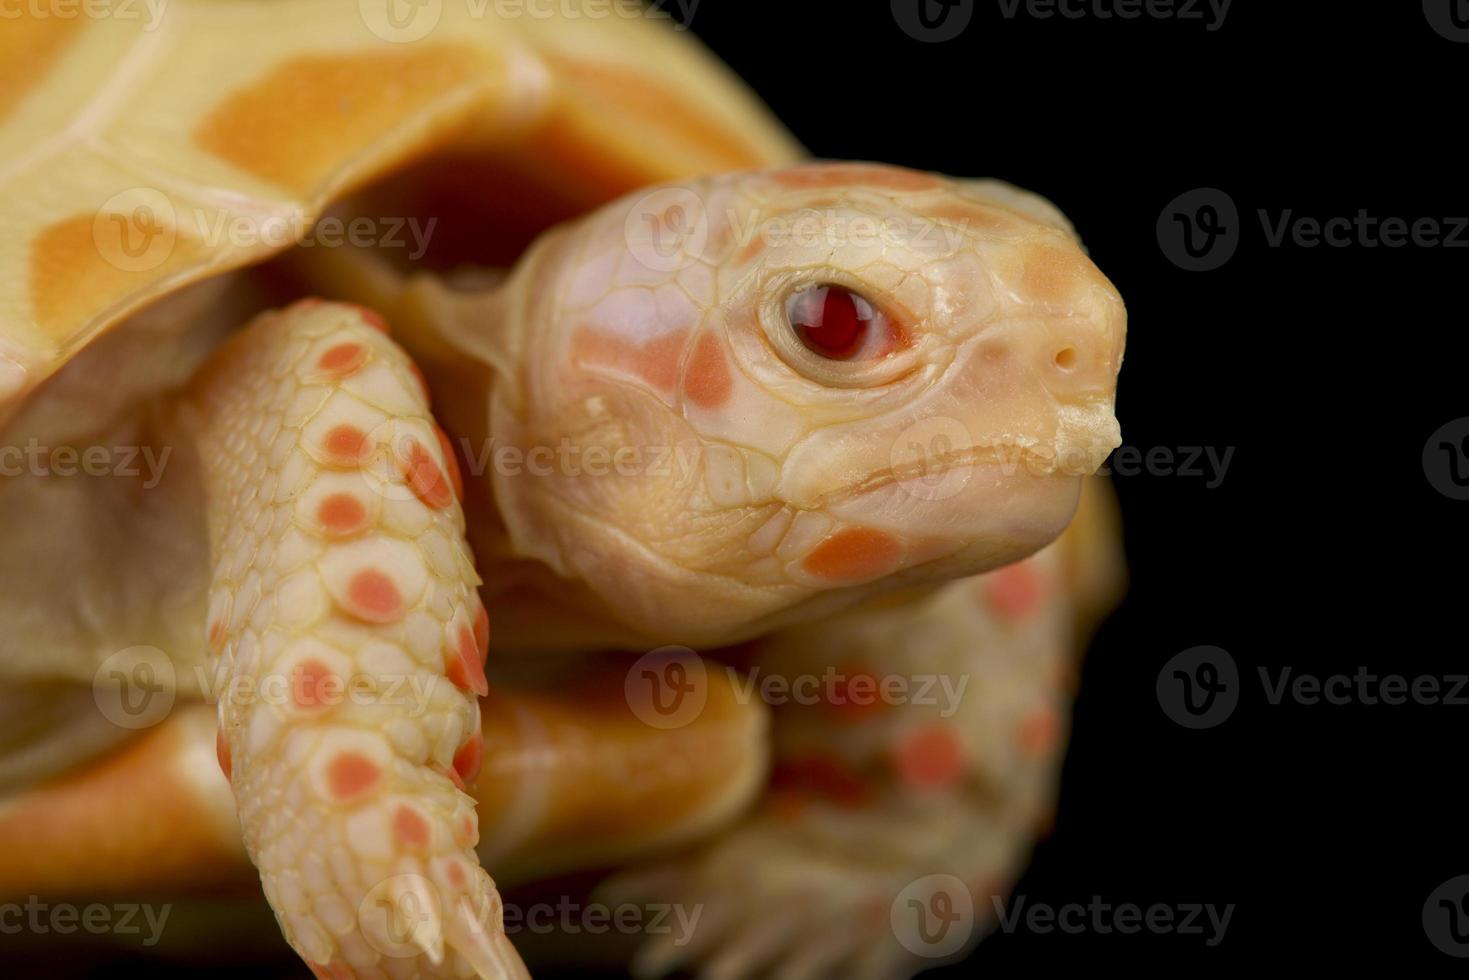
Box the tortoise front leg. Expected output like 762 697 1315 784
601 544 1082 980
185 300 526 979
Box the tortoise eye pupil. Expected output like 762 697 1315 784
788 285 872 359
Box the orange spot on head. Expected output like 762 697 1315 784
445 625 489 697
453 731 484 786
215 728 232 782
326 752 381 800
400 438 453 510
803 528 902 583
323 425 372 466
317 342 367 378
393 804 431 849
434 425 464 501
571 326 689 393
893 724 967 791
291 659 339 710
1018 704 1061 756
683 332 733 409
984 561 1043 621
346 569 403 623
317 493 367 536
770 164 943 193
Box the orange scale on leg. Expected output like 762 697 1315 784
434 424 464 501
444 625 489 696
326 751 381 801
472 596 490 656
399 437 453 510
207 619 226 651
317 342 367 378
316 492 368 537
393 804 432 850
215 727 232 782
453 730 484 785
345 569 403 623
290 659 339 710
892 723 967 792
322 424 372 466
344 304 390 334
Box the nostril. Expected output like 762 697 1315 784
1053 346 1078 371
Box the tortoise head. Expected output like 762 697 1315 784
486 163 1125 645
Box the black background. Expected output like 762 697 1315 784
684 0 1461 974
11 2 1464 976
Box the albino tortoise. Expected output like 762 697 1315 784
0 1 1127 977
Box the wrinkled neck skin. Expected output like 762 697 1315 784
449 165 1126 653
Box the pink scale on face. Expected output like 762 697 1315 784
802 527 902 583
344 568 403 623
682 332 732 409
326 751 381 801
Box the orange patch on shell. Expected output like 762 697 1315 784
317 342 367 378
683 332 733 409
317 493 368 537
193 46 489 193
0 18 78 125
453 731 484 786
770 164 943 193
893 724 967 791
802 528 902 583
322 425 372 466
571 326 689 393
345 569 403 623
326 752 381 800
400 437 453 510
393 804 431 849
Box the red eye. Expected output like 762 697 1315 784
787 284 893 360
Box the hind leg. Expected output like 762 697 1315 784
601 544 1080 980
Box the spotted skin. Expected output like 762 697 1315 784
186 301 527 979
